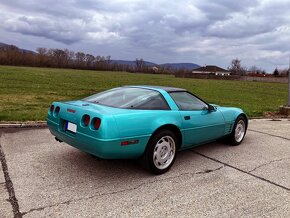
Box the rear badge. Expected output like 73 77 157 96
82 104 90 106
67 109 76 113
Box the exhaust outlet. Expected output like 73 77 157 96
55 137 63 143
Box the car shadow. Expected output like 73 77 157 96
54 140 228 181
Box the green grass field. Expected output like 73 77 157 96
0 65 287 121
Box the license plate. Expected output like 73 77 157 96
66 122 77 133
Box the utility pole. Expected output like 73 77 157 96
280 58 290 115
288 57 290 106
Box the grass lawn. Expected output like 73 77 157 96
0 65 288 121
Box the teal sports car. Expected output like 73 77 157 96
47 85 248 174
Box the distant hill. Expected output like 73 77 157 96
111 60 200 70
0 42 35 54
0 42 7 47
160 63 200 70
110 60 156 67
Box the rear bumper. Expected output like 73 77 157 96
47 119 150 159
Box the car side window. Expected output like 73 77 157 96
169 92 208 111
132 94 170 110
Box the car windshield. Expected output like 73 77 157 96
83 87 170 110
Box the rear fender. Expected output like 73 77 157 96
114 110 183 138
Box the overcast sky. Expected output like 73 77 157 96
1 0 290 72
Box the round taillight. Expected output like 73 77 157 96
83 115 90 126
50 105 54 113
93 118 101 130
55 106 60 114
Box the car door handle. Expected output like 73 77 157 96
184 116 190 120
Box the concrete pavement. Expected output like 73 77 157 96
0 119 289 217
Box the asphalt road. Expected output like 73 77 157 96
0 119 290 217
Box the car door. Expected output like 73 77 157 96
169 91 225 147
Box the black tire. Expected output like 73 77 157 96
228 116 247 146
143 130 177 174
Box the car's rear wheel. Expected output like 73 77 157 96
143 130 177 174
229 116 247 145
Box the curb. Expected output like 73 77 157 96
0 122 47 128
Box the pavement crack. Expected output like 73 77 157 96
0 133 22 218
248 129 290 141
196 166 224 174
22 167 226 215
22 200 72 216
248 158 290 173
191 150 290 192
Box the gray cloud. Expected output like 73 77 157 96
3 16 84 44
0 0 290 71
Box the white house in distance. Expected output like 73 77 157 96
192 65 231 76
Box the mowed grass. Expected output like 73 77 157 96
0 65 287 121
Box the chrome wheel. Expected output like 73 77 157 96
153 136 176 170
235 119 246 143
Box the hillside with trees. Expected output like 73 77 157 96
0 43 198 74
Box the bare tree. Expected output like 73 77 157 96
104 56 111 70
228 58 247 75
75 52 86 68
248 65 265 74
135 58 144 72
85 54 95 69
36 47 48 66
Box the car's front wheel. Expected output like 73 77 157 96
229 116 247 145
143 130 177 174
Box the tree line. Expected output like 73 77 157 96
1 44 287 76
0 44 122 71
228 58 289 77
0 44 184 74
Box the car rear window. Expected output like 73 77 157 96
83 87 170 110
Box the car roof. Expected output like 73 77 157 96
125 85 186 92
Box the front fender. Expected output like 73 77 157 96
218 107 248 134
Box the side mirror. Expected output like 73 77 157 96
208 104 216 112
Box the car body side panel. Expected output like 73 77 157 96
178 109 226 148
113 110 183 141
